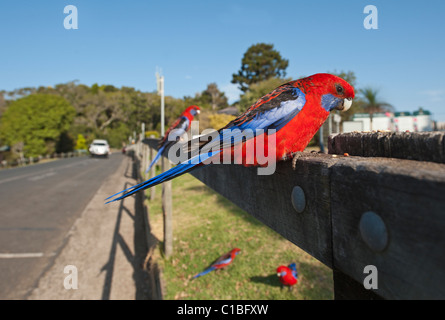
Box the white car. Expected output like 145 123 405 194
89 139 110 158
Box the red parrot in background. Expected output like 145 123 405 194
192 248 241 279
145 105 200 173
277 263 298 287
106 73 354 203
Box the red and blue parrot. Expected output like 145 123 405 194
277 263 298 287
145 105 200 173
192 248 241 279
105 73 354 203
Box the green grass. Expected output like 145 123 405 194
146 170 333 300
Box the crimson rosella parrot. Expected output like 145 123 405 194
192 248 241 279
145 105 200 173
105 73 354 203
277 263 298 287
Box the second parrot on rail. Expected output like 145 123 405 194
145 105 200 173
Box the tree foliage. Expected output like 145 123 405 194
184 83 229 111
359 87 394 130
232 43 289 93
201 83 229 111
16 83 192 154
0 94 76 157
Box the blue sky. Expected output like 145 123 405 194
1 0 445 121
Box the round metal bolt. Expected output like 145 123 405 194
359 211 388 252
291 186 306 213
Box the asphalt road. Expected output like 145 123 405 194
0 153 124 299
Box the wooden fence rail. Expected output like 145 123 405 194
143 132 445 300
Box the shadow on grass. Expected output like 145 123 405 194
250 274 283 288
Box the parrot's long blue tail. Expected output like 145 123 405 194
192 266 216 279
105 162 198 204
145 145 165 174
105 150 220 204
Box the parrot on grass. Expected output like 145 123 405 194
192 248 241 279
145 105 200 174
105 73 354 204
277 262 298 287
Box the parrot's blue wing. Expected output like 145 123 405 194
234 86 306 131
213 256 232 268
209 86 306 151
289 263 298 278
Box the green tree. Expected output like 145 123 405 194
0 94 76 157
201 83 229 111
232 43 289 93
184 83 229 111
360 87 393 130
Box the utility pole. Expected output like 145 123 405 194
156 70 165 136
156 69 172 257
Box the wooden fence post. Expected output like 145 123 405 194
162 156 173 257
149 147 156 200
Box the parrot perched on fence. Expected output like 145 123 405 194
277 263 298 287
105 73 354 204
145 105 200 173
192 248 241 279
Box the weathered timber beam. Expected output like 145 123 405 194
143 137 445 299
328 131 445 163
330 156 445 299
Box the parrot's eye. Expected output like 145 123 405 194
335 84 344 95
